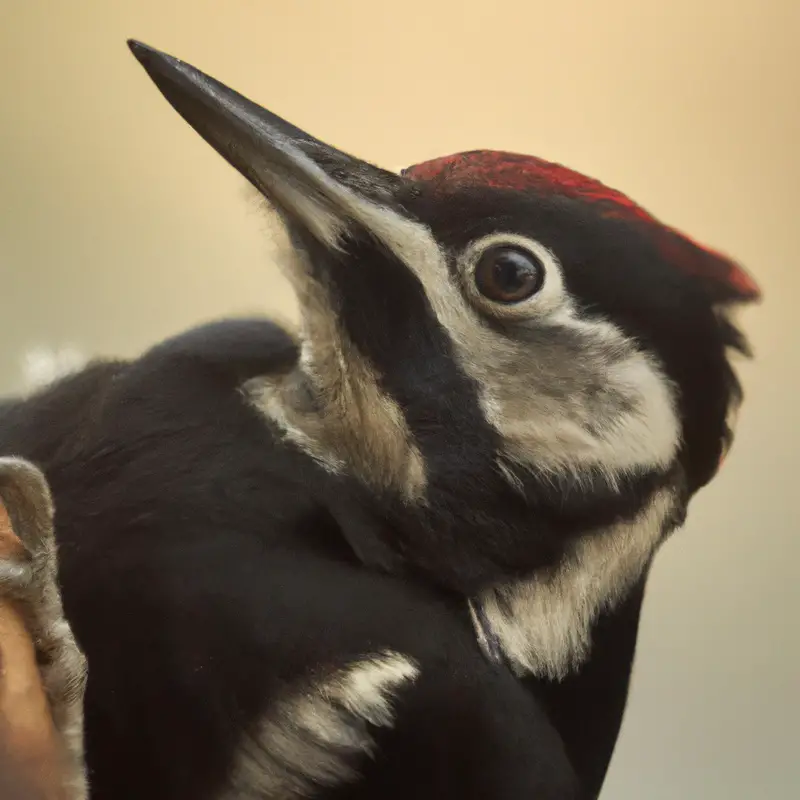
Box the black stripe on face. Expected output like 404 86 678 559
299 231 503 481
295 230 676 594
411 185 738 495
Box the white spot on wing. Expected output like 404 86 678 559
229 651 419 799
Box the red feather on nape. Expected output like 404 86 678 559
402 151 761 304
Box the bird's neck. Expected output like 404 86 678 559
244 359 427 502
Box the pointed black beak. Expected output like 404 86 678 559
126 39 401 248
127 40 323 153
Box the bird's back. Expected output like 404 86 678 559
0 317 594 800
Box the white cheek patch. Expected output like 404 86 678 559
228 651 419 799
472 486 679 679
247 150 685 679
322 215 684 679
490 339 680 490
333 211 681 484
237 114 680 488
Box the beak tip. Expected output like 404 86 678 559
127 39 182 80
127 39 150 61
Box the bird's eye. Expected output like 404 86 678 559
474 246 545 304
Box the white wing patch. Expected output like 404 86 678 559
229 651 419 799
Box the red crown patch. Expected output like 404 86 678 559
403 151 760 303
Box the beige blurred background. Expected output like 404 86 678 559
1 1 797 797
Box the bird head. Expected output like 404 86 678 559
128 41 759 679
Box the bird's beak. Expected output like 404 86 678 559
127 40 404 250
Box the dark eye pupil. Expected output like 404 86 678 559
493 255 531 292
474 247 545 303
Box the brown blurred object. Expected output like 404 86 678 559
0 499 69 800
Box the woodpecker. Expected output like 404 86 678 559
0 40 759 800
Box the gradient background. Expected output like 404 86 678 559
1 2 797 797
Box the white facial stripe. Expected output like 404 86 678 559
249 374 347 477
244 144 430 498
249 139 679 485
315 201 683 669
249 153 348 250
228 651 418 799
324 197 681 480
476 486 678 679
246 150 685 680
246 246 427 499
